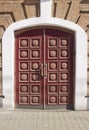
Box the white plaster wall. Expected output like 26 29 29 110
41 0 52 17
75 30 87 110
2 17 87 110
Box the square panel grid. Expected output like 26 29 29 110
17 34 71 106
18 37 42 105
29 37 42 105
46 37 70 105
19 84 41 105
47 84 69 105
19 95 41 105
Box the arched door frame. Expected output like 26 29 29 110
2 17 87 110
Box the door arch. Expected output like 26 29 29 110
2 18 87 110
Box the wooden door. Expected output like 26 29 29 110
45 29 74 109
15 29 44 108
15 28 74 109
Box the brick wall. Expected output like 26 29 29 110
52 0 89 94
0 0 89 94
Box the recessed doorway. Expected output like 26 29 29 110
15 28 75 109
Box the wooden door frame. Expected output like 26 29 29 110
2 17 87 110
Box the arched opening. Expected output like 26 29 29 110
2 18 87 110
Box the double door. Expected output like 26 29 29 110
15 28 74 109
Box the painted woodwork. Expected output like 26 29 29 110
15 28 74 109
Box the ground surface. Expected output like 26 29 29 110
0 109 89 130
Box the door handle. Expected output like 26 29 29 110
35 63 47 79
44 64 47 78
41 64 44 78
35 64 43 80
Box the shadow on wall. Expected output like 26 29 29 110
87 98 89 110
80 0 89 4
0 98 2 108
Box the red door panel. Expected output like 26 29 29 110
15 29 44 108
15 28 74 109
45 29 74 109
